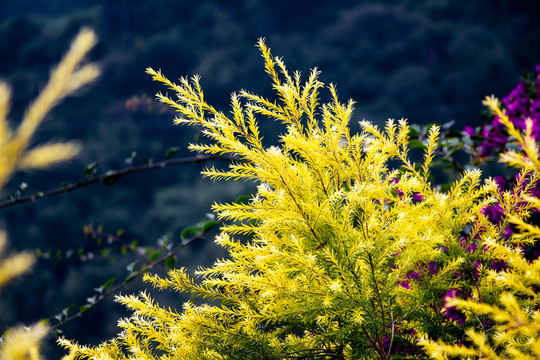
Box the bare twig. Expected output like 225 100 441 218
0 154 236 210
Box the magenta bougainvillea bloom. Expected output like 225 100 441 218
389 64 540 358
461 64 540 266
442 288 467 324
481 203 505 224
466 64 540 159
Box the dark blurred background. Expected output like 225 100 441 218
0 0 539 357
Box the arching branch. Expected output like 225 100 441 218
0 154 238 210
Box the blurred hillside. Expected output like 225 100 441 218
0 0 539 356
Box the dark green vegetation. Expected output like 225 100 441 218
0 0 539 357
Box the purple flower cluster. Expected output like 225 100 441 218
395 172 540 339
463 64 540 261
442 288 468 324
465 64 540 159
388 65 540 356
491 173 540 260
438 160 540 330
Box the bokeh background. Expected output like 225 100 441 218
1 0 539 357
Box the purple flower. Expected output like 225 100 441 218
502 226 513 241
531 186 540 200
398 280 410 289
406 270 420 280
459 237 478 253
486 128 508 145
389 178 404 197
502 81 529 119
463 126 476 136
480 142 497 157
482 203 505 224
428 261 439 275
477 125 507 157
493 176 507 192
442 289 466 324
491 259 508 272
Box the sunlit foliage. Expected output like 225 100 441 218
60 40 530 360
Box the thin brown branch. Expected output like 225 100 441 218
49 230 208 334
0 154 237 210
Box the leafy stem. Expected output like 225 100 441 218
49 228 211 335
